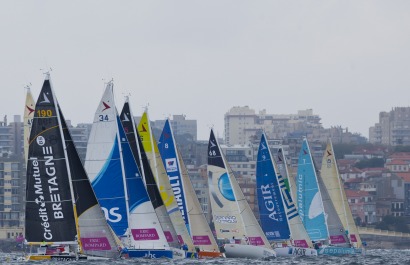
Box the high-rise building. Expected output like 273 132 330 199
369 107 410 146
0 115 23 157
0 159 24 239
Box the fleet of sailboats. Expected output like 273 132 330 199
22 76 365 261
256 133 317 256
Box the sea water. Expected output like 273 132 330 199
2 249 409 264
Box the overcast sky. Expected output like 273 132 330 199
2 1 410 140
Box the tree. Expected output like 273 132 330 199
354 158 385 169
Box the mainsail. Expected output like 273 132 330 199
274 148 313 248
84 82 170 250
137 111 194 251
158 119 220 251
207 129 271 248
256 133 291 241
320 139 362 247
26 76 118 258
296 138 329 241
23 87 35 164
119 100 180 249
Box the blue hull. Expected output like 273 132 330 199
318 246 364 256
127 249 173 259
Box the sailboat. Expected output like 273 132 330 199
25 75 119 261
158 119 224 258
296 138 361 255
137 111 197 258
119 99 187 259
319 139 364 255
274 147 315 250
207 129 276 258
256 133 317 256
84 82 174 259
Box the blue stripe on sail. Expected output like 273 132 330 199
117 117 149 213
158 120 190 227
256 134 290 241
92 136 128 236
296 139 328 241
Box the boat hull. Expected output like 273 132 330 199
126 249 173 259
223 244 276 258
318 246 364 256
198 250 225 258
275 246 317 256
25 254 94 261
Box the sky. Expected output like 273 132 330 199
1 1 410 140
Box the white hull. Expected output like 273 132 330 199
223 244 276 258
275 246 317 256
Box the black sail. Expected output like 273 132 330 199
207 129 225 168
119 102 164 209
58 106 97 217
25 79 77 243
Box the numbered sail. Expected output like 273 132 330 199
137 112 194 251
26 78 77 244
296 138 328 241
23 87 35 164
208 129 271 248
275 148 313 248
84 82 128 237
120 101 178 248
158 119 219 251
256 133 290 241
321 140 362 247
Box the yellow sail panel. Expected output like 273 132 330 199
321 140 362 248
23 88 35 163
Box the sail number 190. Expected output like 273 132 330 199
37 110 53 117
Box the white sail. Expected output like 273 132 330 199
320 140 362 248
177 151 220 251
23 87 35 164
84 83 170 251
207 129 271 249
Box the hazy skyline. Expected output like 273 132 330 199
2 1 410 140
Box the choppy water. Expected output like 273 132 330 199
1 249 409 265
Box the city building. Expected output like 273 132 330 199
369 107 410 146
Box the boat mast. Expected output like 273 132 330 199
49 73 83 253
329 139 351 245
127 97 148 186
111 82 132 247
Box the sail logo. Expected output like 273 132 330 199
36 136 45 146
40 92 50 104
26 105 35 115
102 102 111 111
277 174 298 220
101 207 122 223
168 174 187 221
260 183 279 221
165 158 178 172
297 174 304 217
326 150 333 168
215 215 237 224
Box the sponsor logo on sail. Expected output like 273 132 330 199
165 158 178 172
